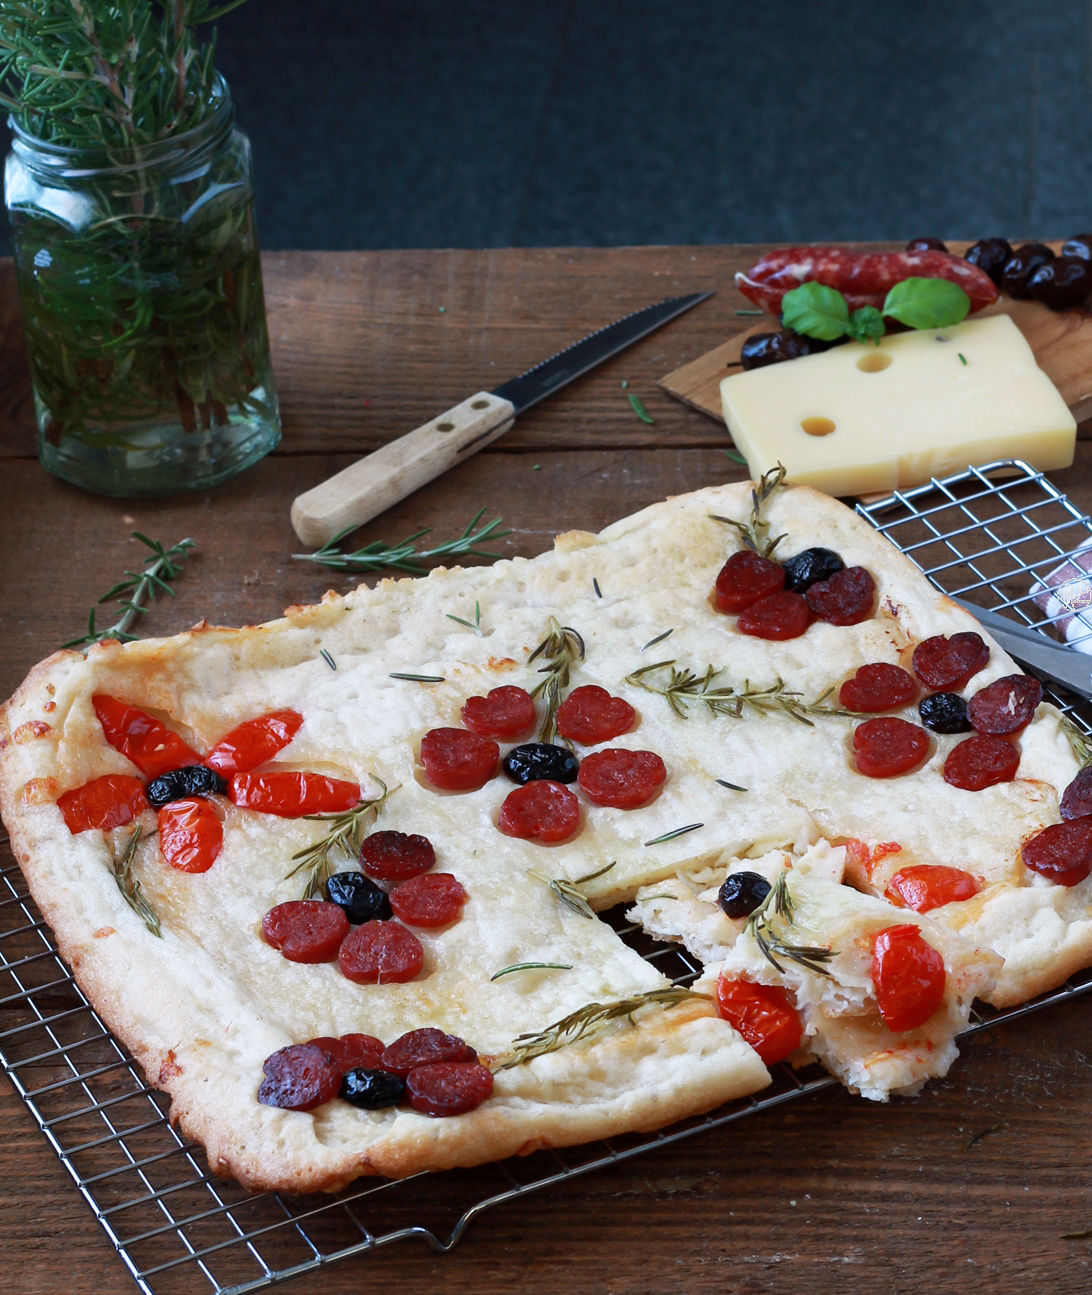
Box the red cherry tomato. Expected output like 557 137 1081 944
262 900 349 962
338 921 424 984
555 685 636 744
359 830 436 880
257 1042 342 1111
405 1061 494 1116
852 718 929 778
380 1028 476 1077
1021 818 1092 887
92 694 201 779
870 924 946 1032
715 976 802 1065
885 864 981 912
419 728 499 791
839 663 918 713
157 798 222 872
57 774 149 833
736 591 810 641
390 873 468 927
460 687 536 741
942 735 1020 791
205 710 304 775
497 780 580 842
577 748 667 809
713 550 785 613
912 633 990 692
228 771 360 816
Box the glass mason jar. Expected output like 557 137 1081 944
4 76 280 497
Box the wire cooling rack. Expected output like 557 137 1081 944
4 456 1092 1295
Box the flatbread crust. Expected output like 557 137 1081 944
1 480 1088 1190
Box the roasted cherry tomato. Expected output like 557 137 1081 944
157 797 223 872
460 686 536 741
92 694 201 779
57 774 149 833
884 864 981 912
205 709 304 775
870 924 946 1032
715 976 802 1065
228 771 360 816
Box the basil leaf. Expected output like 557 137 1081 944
781 282 850 341
846 305 885 345
882 277 971 330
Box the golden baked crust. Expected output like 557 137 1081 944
0 480 1086 1190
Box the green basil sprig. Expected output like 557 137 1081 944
781 277 971 346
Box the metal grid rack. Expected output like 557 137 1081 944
4 457 1092 1294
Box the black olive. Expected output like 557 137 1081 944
918 692 972 734
964 237 1013 287
144 764 227 808
740 330 847 371
905 237 948 252
502 743 580 784
1001 243 1055 299
326 871 392 923
1028 256 1092 311
717 871 772 919
340 1067 406 1109
780 547 845 594
1062 233 1092 261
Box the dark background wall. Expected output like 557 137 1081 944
4 0 1092 253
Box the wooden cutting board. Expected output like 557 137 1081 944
659 241 1092 431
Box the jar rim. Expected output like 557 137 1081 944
8 74 233 177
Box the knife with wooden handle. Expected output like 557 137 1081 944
290 292 713 548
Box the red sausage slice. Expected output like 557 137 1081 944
839 663 919 713
460 686 536 741
92 694 201 779
805 566 875 626
380 1028 476 1077
943 735 1020 791
1021 818 1092 887
1061 766 1092 820
555 685 636 744
338 921 424 984
420 728 499 791
736 591 810 641
967 675 1042 735
262 900 349 962
871 925 946 1032
405 1060 494 1116
390 874 468 927
257 1042 342 1111
852 718 929 778
359 830 436 880
58 774 149 834
498 780 580 842
885 864 981 912
205 710 304 775
229 772 360 816
323 1033 386 1072
912 633 990 692
714 550 785 614
157 798 222 872
577 748 667 809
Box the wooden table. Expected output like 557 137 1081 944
3 247 1092 1295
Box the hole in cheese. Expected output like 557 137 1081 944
801 416 836 437
856 352 893 373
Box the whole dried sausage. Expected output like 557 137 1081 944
405 1061 494 1116
967 675 1042 735
1021 818 1092 887
713 550 785 614
912 633 989 692
943 735 1020 791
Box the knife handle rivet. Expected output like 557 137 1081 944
470 399 490 409
436 421 456 432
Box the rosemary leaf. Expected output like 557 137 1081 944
709 462 788 557
528 617 585 743
715 778 748 791
320 649 336 670
724 448 748 465
389 673 445 683
1061 716 1092 767
112 827 161 938
745 872 836 977
490 962 573 981
593 578 603 598
492 986 711 1071
628 393 655 425
644 823 703 846
285 780 396 899
964 1121 1008 1151
625 660 858 726
293 508 510 574
62 534 195 649
734 309 765 316
446 601 483 635
529 861 615 920
641 628 673 652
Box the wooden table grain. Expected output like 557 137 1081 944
3 247 1092 1295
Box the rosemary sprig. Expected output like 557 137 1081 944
493 986 710 1071
293 508 510 574
447 601 482 635
285 780 395 899
529 862 615 920
710 463 788 557
745 871 835 976
626 660 857 727
528 616 585 743
62 534 195 649
111 827 161 938
1061 716 1092 767
490 962 573 981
